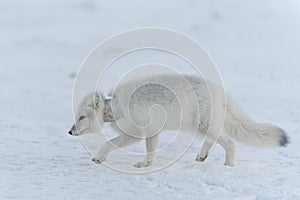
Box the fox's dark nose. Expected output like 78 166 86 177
68 131 72 135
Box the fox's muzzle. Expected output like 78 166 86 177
68 124 77 136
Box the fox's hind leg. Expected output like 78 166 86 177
217 135 235 166
195 122 222 162
134 134 159 168
196 99 225 163
195 138 215 162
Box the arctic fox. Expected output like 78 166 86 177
68 74 288 167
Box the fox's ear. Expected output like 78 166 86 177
87 92 102 109
92 92 101 109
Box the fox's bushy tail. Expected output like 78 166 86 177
224 96 289 148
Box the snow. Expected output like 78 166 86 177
1 0 300 199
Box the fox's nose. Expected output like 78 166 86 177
68 131 72 135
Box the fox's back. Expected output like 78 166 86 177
111 74 214 131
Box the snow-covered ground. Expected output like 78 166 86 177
1 0 300 199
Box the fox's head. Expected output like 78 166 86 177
68 92 104 136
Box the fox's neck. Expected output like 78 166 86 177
103 98 117 122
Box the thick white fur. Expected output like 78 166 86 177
69 74 288 167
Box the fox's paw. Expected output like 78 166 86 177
195 154 208 162
134 160 152 168
92 156 106 164
224 160 235 166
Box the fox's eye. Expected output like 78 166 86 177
79 116 86 121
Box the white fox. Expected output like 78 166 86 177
68 74 288 167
